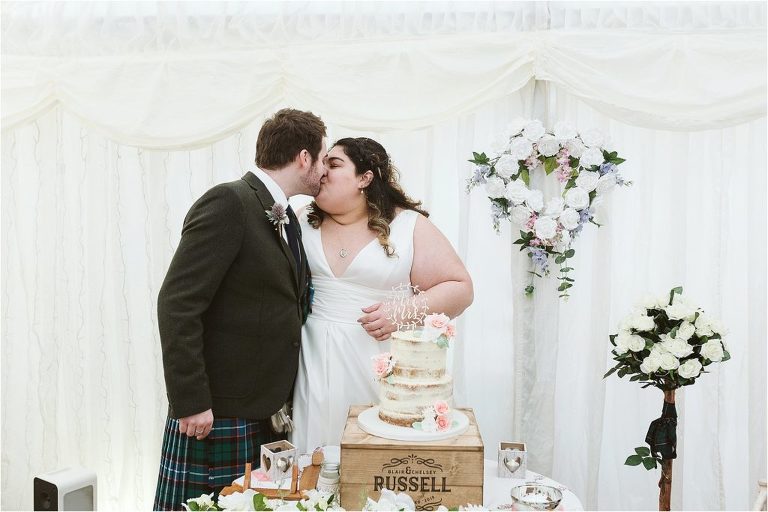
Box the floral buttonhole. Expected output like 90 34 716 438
266 202 289 237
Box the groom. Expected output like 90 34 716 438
153 109 327 510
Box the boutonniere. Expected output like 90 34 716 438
265 203 289 237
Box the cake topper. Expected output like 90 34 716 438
384 283 429 331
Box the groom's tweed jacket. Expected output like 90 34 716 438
158 172 310 420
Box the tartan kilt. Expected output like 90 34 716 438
153 415 284 511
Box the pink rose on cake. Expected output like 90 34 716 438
436 414 451 432
423 313 456 348
434 400 450 416
428 313 450 329
372 352 395 379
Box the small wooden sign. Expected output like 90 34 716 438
340 405 484 511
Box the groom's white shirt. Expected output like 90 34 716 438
253 167 289 243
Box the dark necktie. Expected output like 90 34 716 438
284 205 302 277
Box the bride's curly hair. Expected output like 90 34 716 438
307 137 429 257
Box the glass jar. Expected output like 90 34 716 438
315 461 340 494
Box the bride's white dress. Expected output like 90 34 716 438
291 209 418 454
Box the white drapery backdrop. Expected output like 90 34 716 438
1 2 766 511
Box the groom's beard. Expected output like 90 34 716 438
301 162 324 196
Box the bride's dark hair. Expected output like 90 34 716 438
307 137 429 257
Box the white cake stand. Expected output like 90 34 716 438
357 406 469 442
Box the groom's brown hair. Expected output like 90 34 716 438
255 109 327 169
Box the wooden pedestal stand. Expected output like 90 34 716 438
658 389 675 511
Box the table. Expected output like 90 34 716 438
483 459 584 510
236 450 584 510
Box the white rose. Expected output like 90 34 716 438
564 187 590 210
614 333 632 355
537 134 561 157
676 321 695 341
484 176 507 199
640 354 661 374
580 128 605 148
639 293 664 310
523 120 546 141
700 339 724 362
505 118 528 138
495 154 518 179
490 136 510 156
661 336 694 358
511 204 533 226
534 216 558 240
658 352 680 371
579 146 605 168
595 174 617 195
509 137 534 161
666 301 697 322
575 170 600 192
631 314 656 332
558 208 580 230
695 313 715 337
565 138 585 158
554 121 577 141
505 180 530 205
218 489 258 511
627 335 646 352
525 189 544 212
678 359 703 379
544 197 565 216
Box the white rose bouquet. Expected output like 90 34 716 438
466 119 631 298
604 286 730 509
604 286 730 392
183 490 341 511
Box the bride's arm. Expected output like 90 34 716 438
409 214 474 319
359 213 473 342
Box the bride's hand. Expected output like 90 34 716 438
358 302 396 342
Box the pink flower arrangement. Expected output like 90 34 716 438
372 352 395 379
422 313 456 348
434 400 450 415
436 414 451 432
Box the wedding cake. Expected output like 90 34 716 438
372 314 455 429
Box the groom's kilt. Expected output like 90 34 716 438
153 415 283 511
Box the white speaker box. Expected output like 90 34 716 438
33 467 97 511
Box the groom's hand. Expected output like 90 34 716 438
179 408 214 440
358 303 396 342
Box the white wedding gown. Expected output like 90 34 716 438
291 209 418 454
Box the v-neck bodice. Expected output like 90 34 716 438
299 209 418 323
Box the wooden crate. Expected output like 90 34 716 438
340 405 484 511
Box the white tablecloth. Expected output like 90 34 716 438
483 459 584 511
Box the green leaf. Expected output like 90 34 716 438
253 494 269 511
561 266 574 272
630 374 642 381
603 366 618 379
635 446 651 456
625 454 643 466
565 249 575 258
544 156 558 175
555 255 566 264
296 503 307 512
609 334 617 346
722 350 731 361
519 168 530 186
188 503 200 512
668 286 683 305
524 285 535 296
642 457 657 470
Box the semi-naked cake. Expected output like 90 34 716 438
378 329 452 427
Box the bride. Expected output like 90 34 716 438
291 137 473 453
